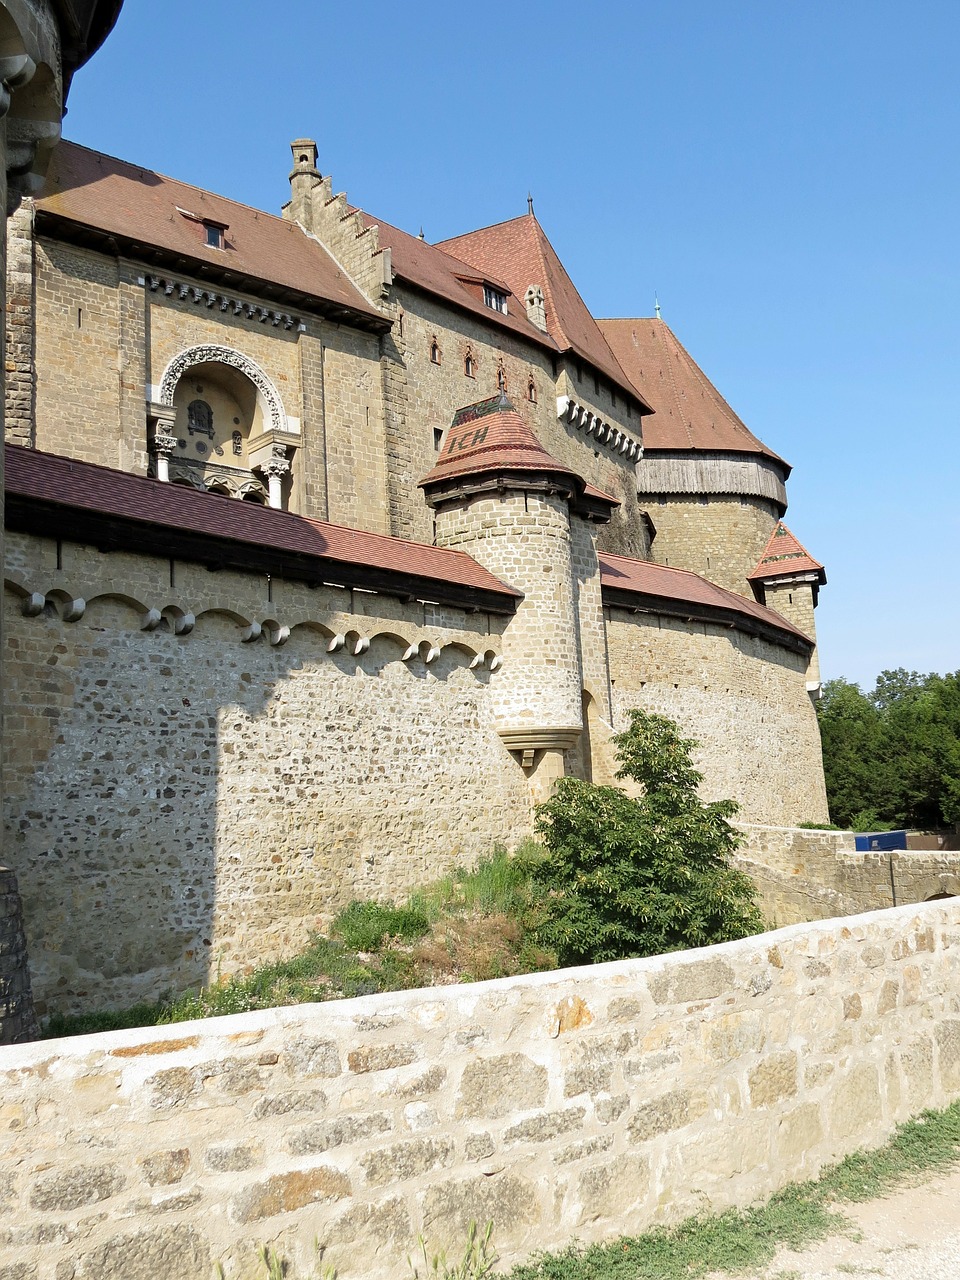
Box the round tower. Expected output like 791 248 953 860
748 522 827 691
600 316 789 596
419 394 617 800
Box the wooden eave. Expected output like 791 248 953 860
5 493 522 616
602 586 814 656
34 209 393 334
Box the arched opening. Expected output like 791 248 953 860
156 346 293 508
170 361 264 486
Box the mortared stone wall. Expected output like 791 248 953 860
1 901 959 1279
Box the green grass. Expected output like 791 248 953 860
507 1100 960 1280
41 845 555 1038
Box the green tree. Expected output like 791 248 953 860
817 679 888 829
530 709 764 965
818 669 960 830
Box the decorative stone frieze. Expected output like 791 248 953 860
145 274 302 332
556 395 642 462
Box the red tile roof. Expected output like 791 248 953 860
598 317 787 468
5 445 521 611
421 394 581 488
37 142 385 325
437 214 651 412
365 214 563 353
599 551 813 649
419 395 619 518
748 522 826 583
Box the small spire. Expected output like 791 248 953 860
527 192 534 216
417 226 425 241
654 293 661 320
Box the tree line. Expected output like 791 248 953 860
817 669 960 831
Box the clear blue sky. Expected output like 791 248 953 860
63 1 960 688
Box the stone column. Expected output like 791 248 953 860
148 403 178 482
261 444 291 509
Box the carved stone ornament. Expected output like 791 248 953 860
158 345 287 434
150 429 178 457
260 443 291 479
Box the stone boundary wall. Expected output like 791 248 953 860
738 824 960 927
0 867 37 1045
2 900 960 1280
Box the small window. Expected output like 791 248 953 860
464 352 475 378
204 223 225 249
433 427 444 451
430 339 441 365
483 285 508 314
527 378 537 403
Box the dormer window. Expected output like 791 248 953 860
205 223 224 249
483 285 508 314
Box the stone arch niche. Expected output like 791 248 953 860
149 345 295 508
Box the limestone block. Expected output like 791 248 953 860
456 1054 548 1119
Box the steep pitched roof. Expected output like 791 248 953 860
5 445 521 614
599 552 813 653
363 214 562 353
419 395 618 520
36 142 387 327
598 316 787 468
437 214 651 412
748 522 826 584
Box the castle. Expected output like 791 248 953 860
3 136 830 1014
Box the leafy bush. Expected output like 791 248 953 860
532 709 764 965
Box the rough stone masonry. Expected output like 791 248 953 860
1 898 959 1279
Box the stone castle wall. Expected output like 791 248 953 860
1 900 959 1280
646 492 780 595
0 866 38 1044
3 518 838 1013
605 607 829 825
737 824 960 927
3 531 531 1014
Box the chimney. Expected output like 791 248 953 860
289 139 320 232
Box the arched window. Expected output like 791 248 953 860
430 338 442 365
464 350 475 378
528 378 537 404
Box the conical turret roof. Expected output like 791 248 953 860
748 522 826 584
419 394 618 520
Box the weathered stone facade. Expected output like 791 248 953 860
1 130 841 1018
1 900 959 1279
0 865 37 1043
737 824 960 926
605 609 829 825
4 530 532 1013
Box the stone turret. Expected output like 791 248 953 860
282 138 392 302
748 522 826 691
288 138 320 232
420 394 617 799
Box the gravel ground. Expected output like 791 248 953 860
746 1164 960 1279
